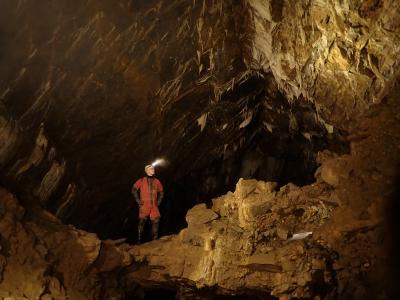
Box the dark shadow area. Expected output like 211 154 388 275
126 287 176 300
384 166 400 299
120 76 349 243
126 286 279 300
156 122 349 238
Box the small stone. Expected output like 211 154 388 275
312 258 325 270
276 225 290 240
186 203 219 225
40 294 53 300
265 246 275 252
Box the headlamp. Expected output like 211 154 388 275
151 158 166 167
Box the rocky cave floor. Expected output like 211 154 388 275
1 89 400 300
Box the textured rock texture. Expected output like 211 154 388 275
0 0 251 235
0 188 135 300
129 179 336 299
128 86 400 299
1 0 400 299
246 0 400 125
1 85 399 298
0 0 368 236
0 179 334 299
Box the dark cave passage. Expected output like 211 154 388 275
126 286 279 300
118 79 349 244
0 70 348 246
116 75 350 244
120 127 349 244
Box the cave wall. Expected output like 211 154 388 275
0 0 350 238
0 0 256 237
0 187 136 300
2 83 399 299
246 0 400 125
1 0 399 245
0 0 400 297
123 86 400 299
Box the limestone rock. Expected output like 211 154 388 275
276 225 290 240
316 154 352 187
0 0 399 299
247 0 400 125
126 178 338 299
186 203 219 226
0 188 133 300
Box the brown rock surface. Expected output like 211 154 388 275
0 0 379 236
0 0 399 299
0 188 135 300
1 83 400 299
128 178 336 299
186 203 219 226
124 86 400 299
246 0 400 125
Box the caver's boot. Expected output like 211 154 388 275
151 219 160 240
137 218 146 244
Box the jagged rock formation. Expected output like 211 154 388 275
0 187 135 300
0 0 256 235
1 177 335 299
2 0 385 235
129 179 336 299
1 0 400 299
1 85 399 298
128 89 400 299
246 0 400 123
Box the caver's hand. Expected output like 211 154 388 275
132 189 141 205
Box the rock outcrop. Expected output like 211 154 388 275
0 177 335 299
129 179 336 299
128 87 400 299
246 0 400 124
0 188 134 299
2 86 399 298
5 0 398 235
1 0 400 299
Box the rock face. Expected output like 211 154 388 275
246 0 400 124
1 0 400 299
0 0 252 235
130 179 336 299
127 87 400 299
0 0 369 236
1 86 400 298
0 187 136 299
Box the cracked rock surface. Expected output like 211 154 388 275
1 0 400 299
2 85 399 299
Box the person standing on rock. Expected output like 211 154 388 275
132 164 164 244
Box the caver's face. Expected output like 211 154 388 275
145 166 155 176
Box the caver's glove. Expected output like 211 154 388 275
132 189 141 205
157 191 164 206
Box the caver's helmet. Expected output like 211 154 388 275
145 165 153 172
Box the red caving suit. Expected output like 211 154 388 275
132 177 163 221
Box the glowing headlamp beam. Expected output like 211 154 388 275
151 158 166 167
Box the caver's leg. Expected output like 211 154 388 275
151 218 160 240
137 218 146 244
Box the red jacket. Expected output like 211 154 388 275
132 177 163 206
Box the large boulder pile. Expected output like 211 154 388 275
0 188 133 300
129 178 337 299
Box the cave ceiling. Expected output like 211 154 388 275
0 0 399 237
